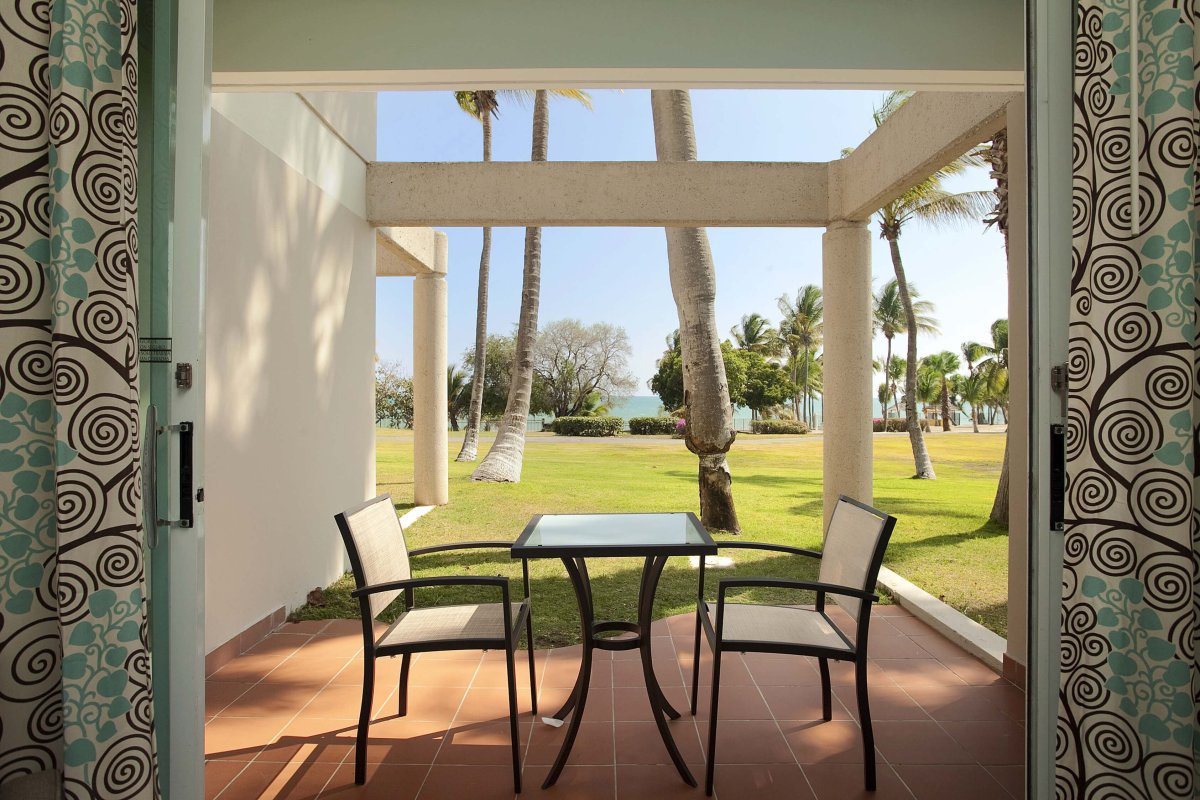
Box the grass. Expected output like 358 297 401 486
293 430 1009 647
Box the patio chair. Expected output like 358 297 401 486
693 495 896 794
335 494 537 792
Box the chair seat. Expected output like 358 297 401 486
708 603 852 652
377 602 526 649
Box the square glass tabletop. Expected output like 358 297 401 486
511 512 717 558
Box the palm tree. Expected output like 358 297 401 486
650 89 740 532
873 279 937 421
921 351 961 432
730 313 780 355
454 90 499 461
952 372 989 433
883 355 906 419
472 89 591 483
870 90 991 479
455 89 587 462
447 367 470 432
777 285 823 427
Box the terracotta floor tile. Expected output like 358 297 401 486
317 619 367 637
780 719 868 765
205 760 248 799
865 635 934 659
454 687 534 723
319 763 427 800
615 765 707 800
218 682 324 719
706 720 795 764
245 633 315 657
614 720 704 766
910 634 981 661
690 653 755 687
418 764 517 800
385 685 467 722
292 634 362 660
833 683 928 722
894 764 1013 800
902 684 1014 722
330 657 401 687
416 648 490 661
985 765 1025 799
298 684 391 720
472 657 541 689
433 721 528 766
940 720 1025 765
878 616 938 638
276 620 333 635
760 685 852 722
873 659 966 688
871 605 914 617
824 660 894 689
521 765 615 799
613 658 681 687
802 763 915 800
205 716 292 760
263 657 354 685
537 686 613 722
941 658 1008 686
525 721 614 766
354 716 449 765
693 684 772 720
743 654 822 686
542 656 589 689
871 720 975 765
614 685 692 721
214 760 336 800
206 682 254 717
712 764 815 800
210 652 290 682
256 718 356 764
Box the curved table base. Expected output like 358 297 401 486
541 556 696 789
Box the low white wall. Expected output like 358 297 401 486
203 93 376 654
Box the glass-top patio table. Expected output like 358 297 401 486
511 512 717 788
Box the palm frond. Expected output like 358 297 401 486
912 189 993 228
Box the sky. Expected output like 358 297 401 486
374 90 1008 390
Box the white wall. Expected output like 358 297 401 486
204 92 376 654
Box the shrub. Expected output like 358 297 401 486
751 419 809 435
551 416 624 437
873 418 930 433
629 416 678 435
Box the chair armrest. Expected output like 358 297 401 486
715 541 822 559
407 541 513 557
351 575 510 601
715 577 878 604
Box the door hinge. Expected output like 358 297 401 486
175 362 193 391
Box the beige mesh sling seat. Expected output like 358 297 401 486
334 495 537 792
692 496 896 794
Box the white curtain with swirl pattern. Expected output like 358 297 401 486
0 1 157 797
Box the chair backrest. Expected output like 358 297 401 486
334 495 412 620
817 496 896 623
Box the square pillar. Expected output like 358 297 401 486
821 220 873 530
412 232 449 505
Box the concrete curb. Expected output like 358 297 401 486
399 505 437 529
876 566 1006 674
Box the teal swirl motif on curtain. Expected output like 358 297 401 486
1061 0 1198 798
0 0 158 797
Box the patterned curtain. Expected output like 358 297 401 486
0 1 157 798
1061 1 1198 798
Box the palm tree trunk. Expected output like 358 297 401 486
887 235 936 479
652 89 740 532
457 116 493 462
883 336 893 418
971 407 980 434
801 346 810 427
986 128 1012 524
472 92 548 482
990 434 1010 524
940 381 952 432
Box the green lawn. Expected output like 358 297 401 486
294 430 1009 646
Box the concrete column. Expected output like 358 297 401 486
821 220 873 530
1004 98 1029 682
412 232 449 506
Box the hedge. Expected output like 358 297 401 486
551 416 624 436
873 418 931 433
629 416 678 435
751 419 809 435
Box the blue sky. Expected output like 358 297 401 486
375 90 1008 389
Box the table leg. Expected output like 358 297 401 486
542 557 594 789
639 556 697 786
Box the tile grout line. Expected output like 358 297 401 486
411 653 486 800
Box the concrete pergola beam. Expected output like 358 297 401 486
830 91 1015 222
367 162 830 228
376 227 441 276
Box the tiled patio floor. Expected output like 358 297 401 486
205 606 1024 800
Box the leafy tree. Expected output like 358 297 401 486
375 361 413 428
865 90 990 479
461 335 551 421
649 333 746 419
736 350 794 419
533 319 637 417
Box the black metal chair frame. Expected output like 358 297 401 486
335 496 538 793
692 496 897 795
